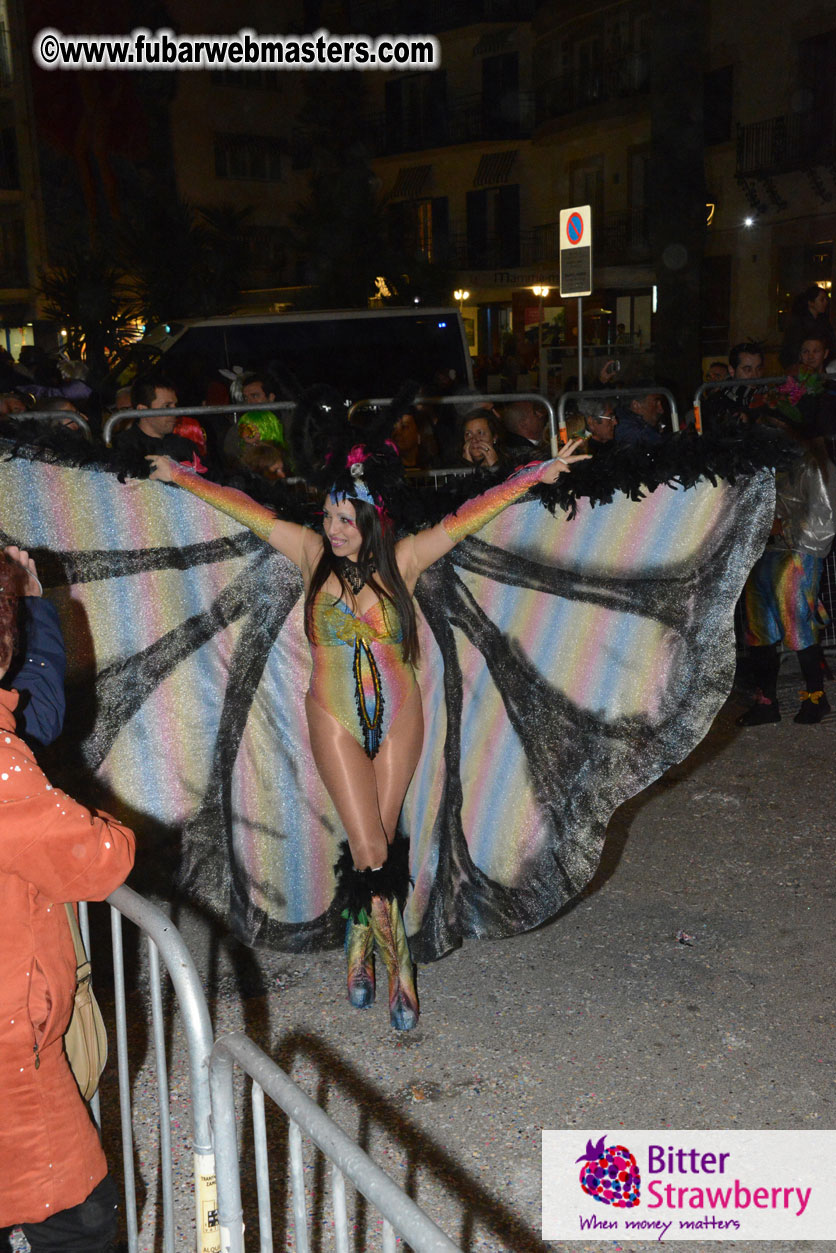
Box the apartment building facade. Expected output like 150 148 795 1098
354 0 836 373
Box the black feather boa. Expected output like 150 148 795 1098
533 422 797 522
333 835 411 922
1 420 795 534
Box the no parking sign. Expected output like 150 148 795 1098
559 204 593 297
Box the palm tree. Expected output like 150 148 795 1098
38 248 140 384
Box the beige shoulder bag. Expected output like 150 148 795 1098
63 903 108 1101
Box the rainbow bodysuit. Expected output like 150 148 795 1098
166 458 546 758
307 592 416 758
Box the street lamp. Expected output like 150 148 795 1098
532 285 550 396
454 288 470 313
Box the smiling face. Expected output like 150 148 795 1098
322 495 362 561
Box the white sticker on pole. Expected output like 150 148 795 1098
194 1152 221 1253
559 204 592 297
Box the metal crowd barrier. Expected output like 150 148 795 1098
816 546 836 648
2 409 93 439
557 386 680 434
349 392 565 457
101 402 297 447
95 885 463 1253
692 377 787 434
105 884 217 1253
210 1032 462 1253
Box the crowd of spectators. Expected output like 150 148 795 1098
0 283 834 484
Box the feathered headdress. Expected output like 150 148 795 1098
290 383 418 527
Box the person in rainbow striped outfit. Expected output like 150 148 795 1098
147 441 588 1028
737 356 836 726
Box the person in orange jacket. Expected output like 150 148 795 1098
0 547 136 1251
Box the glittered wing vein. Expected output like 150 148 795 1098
451 535 700 630
31 532 263 589
79 548 283 773
414 562 602 958
411 561 473 960
178 556 305 942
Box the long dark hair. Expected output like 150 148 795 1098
305 495 420 665
0 574 19 676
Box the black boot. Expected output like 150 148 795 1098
794 645 830 724
737 644 780 725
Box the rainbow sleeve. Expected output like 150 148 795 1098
169 465 276 542
441 462 545 544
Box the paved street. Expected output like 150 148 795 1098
89 658 835 1252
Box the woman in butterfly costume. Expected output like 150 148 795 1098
148 421 588 1030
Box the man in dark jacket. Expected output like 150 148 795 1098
613 390 667 447
111 376 205 470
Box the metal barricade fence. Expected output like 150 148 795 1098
817 546 836 648
348 392 565 456
103 884 217 1253
691 377 788 434
209 1032 462 1253
557 386 680 433
101 403 297 448
93 886 463 1253
2 410 93 439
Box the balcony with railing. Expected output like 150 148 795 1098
442 209 649 273
736 112 832 176
521 210 649 268
369 90 535 155
597 208 650 264
536 51 649 123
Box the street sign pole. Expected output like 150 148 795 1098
577 297 583 393
559 205 593 395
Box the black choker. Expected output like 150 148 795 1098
336 556 375 594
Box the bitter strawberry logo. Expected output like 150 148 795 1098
577 1135 641 1208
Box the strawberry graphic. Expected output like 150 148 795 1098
577 1135 641 1208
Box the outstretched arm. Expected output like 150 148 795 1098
402 442 589 581
147 456 320 568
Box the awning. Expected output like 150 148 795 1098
390 164 433 199
473 150 518 187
